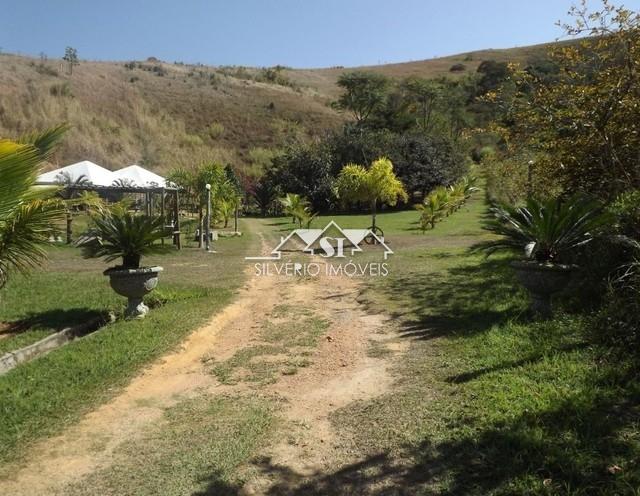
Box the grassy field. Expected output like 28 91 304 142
0 222 255 466
257 194 640 494
63 394 278 495
305 197 640 495
3 195 639 493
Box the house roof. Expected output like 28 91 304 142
37 160 115 187
111 165 166 187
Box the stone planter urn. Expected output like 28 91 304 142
104 266 163 318
511 261 574 318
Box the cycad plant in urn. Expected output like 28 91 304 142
78 203 171 318
474 195 608 318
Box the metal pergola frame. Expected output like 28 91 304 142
37 183 182 249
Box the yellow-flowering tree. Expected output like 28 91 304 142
500 0 640 200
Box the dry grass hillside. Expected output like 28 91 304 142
287 40 564 98
0 40 560 174
0 54 342 173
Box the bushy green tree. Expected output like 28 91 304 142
334 71 389 124
403 77 442 132
265 142 335 211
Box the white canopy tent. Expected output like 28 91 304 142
37 160 115 186
36 161 180 248
110 165 166 188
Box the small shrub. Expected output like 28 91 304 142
208 122 225 139
180 134 204 148
35 64 59 77
49 82 73 97
417 176 479 231
471 145 495 163
450 63 467 72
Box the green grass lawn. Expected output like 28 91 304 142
3 195 640 494
0 221 255 466
62 394 278 495
315 196 640 495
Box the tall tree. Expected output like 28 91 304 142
501 0 640 200
334 71 389 124
63 46 79 75
403 77 442 132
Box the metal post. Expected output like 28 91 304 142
234 202 239 233
205 183 212 252
160 189 165 246
174 189 181 249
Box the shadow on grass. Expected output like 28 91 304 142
445 341 590 384
21 308 108 332
371 255 524 341
193 371 640 495
265 220 292 227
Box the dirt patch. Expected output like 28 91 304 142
0 321 30 339
0 238 404 495
241 273 406 494
0 266 283 495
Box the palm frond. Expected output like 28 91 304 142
77 206 171 268
0 126 68 288
473 195 608 262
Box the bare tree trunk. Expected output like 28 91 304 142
371 200 377 229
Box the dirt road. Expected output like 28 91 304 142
0 227 404 495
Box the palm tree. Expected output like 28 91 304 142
56 171 92 197
0 125 68 289
252 180 278 217
279 193 309 224
336 157 407 234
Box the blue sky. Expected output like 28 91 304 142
3 1 640 68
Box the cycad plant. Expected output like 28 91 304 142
0 125 68 289
78 204 171 269
475 195 609 263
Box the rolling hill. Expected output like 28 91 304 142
0 40 559 175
